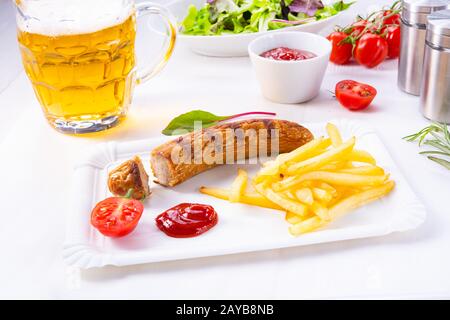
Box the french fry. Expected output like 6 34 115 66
285 137 356 175
262 160 276 168
312 187 333 204
276 137 331 164
271 175 297 191
199 186 283 210
285 212 303 225
326 123 343 147
252 172 281 189
320 161 348 171
329 181 395 220
275 153 290 164
199 186 231 201
229 169 248 202
347 150 376 165
315 182 338 197
273 171 388 191
289 216 325 236
338 165 385 176
284 190 297 200
332 185 360 199
311 201 330 221
255 137 331 180
254 184 308 217
295 188 314 205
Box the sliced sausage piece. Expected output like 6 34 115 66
108 156 151 199
151 119 313 187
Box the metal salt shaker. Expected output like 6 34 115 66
398 0 449 95
420 9 450 123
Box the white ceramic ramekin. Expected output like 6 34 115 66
248 32 331 104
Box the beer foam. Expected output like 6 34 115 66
17 0 133 36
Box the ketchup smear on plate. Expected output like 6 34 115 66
260 47 316 61
155 203 218 238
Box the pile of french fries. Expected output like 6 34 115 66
200 123 395 236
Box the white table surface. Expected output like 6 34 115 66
1 0 450 299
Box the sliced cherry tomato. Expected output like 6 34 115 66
382 10 400 26
384 25 400 58
327 31 353 65
354 33 388 68
91 196 144 237
335 80 377 111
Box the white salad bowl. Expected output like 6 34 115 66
166 0 345 57
248 32 331 104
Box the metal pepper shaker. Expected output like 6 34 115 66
398 0 449 96
420 9 450 123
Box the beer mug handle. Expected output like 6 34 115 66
135 2 177 85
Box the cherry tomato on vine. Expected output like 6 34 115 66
384 25 401 58
354 33 388 68
335 80 377 111
327 31 353 65
350 19 376 37
382 10 401 26
91 196 144 237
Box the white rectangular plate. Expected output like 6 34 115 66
63 119 426 268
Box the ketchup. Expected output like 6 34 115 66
155 203 218 238
260 47 316 61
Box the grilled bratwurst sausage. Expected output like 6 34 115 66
150 119 313 187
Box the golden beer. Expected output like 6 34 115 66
15 0 177 134
18 15 136 130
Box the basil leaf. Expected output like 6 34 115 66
162 110 228 136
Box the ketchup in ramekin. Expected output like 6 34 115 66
260 47 316 61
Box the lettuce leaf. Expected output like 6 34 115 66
315 1 353 20
332 0 354 11
288 0 324 17
182 4 214 35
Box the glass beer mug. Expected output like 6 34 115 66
15 0 176 134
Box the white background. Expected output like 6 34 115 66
0 0 449 299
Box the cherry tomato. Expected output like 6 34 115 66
382 10 400 26
335 80 377 111
350 19 376 37
384 25 401 58
350 20 367 36
91 196 144 237
354 33 388 68
327 31 353 65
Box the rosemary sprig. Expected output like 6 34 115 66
429 157 450 170
403 122 450 170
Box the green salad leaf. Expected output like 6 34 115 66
182 5 214 35
181 0 353 35
333 0 354 11
315 1 354 19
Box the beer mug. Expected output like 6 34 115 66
15 0 177 134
